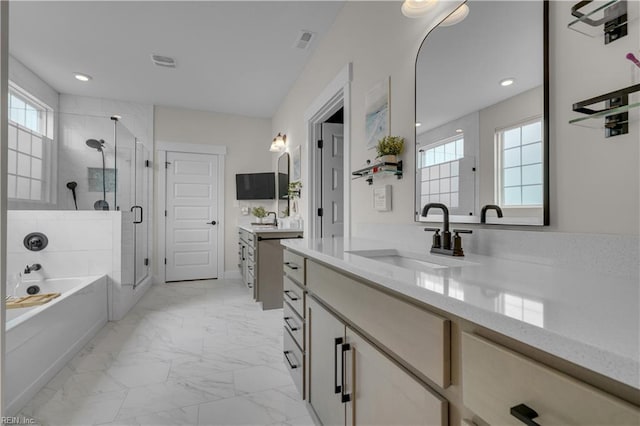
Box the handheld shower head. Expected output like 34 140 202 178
66 181 79 210
85 139 105 152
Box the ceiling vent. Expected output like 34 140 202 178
151 54 176 68
294 30 315 50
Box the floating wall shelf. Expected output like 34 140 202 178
568 0 634 44
352 161 403 185
571 84 640 137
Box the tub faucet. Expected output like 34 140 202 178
24 264 41 274
481 204 503 223
267 211 277 226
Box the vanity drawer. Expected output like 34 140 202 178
284 327 304 398
283 275 305 318
461 332 640 425
307 260 450 388
283 301 304 350
283 250 305 285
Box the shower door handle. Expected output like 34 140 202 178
131 205 143 224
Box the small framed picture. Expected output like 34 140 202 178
365 77 390 149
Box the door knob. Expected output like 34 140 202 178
208 220 217 225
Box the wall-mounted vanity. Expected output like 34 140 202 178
414 1 549 226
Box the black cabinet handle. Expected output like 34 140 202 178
334 337 343 394
284 316 299 331
510 404 541 426
341 343 352 403
283 351 298 369
284 262 299 270
283 290 299 301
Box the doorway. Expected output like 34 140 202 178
316 109 344 238
156 142 226 284
165 151 220 281
304 63 352 240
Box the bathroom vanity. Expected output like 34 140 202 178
281 238 639 425
238 225 302 309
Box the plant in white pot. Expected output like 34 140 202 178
375 136 405 164
251 206 267 223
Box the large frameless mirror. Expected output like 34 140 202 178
415 1 549 226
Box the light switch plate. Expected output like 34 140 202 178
373 185 391 211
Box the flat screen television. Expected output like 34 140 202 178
236 172 275 200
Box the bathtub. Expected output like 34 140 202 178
5 275 108 416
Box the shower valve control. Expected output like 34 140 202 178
24 232 49 252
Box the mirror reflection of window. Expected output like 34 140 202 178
496 118 543 207
419 134 464 210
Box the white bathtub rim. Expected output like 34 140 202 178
6 274 106 330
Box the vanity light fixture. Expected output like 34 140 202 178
270 133 287 152
401 0 437 18
439 4 469 27
74 73 92 82
500 78 515 87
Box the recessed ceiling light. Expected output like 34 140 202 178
500 78 515 87
440 4 469 27
74 73 92 82
456 128 463 133
416 122 422 127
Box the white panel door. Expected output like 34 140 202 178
166 151 219 282
321 123 344 238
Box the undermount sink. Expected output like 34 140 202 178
346 249 476 271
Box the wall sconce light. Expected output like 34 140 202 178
270 133 287 152
401 0 437 18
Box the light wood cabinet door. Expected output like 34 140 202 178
462 332 640 425
308 297 346 426
345 328 447 426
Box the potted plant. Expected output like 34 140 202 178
251 206 267 223
375 136 405 164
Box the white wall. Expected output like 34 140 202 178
153 106 272 277
6 210 151 320
272 1 639 236
9 55 58 112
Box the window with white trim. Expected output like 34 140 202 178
7 84 54 202
418 134 464 208
496 118 543 207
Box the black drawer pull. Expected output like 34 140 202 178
284 262 299 270
510 404 541 426
284 290 299 301
334 337 343 394
284 316 299 331
284 350 298 369
341 343 352 403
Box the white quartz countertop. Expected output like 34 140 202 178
281 237 640 390
239 225 303 234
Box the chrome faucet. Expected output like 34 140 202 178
422 203 472 257
481 204 503 223
267 211 277 226
24 264 42 274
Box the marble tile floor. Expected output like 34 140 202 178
19 278 314 426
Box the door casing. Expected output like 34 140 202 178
304 63 352 240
